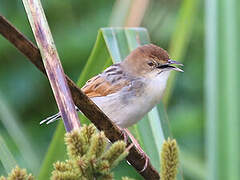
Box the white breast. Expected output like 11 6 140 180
91 71 170 128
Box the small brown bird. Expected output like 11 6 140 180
41 43 183 170
41 44 183 127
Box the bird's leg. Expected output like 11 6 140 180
122 128 149 172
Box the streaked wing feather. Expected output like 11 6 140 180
41 64 130 125
82 66 130 98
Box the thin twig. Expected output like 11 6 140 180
21 0 80 132
0 15 160 179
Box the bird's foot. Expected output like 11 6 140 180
122 128 149 172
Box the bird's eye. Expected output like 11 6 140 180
148 62 154 66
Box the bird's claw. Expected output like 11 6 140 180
121 128 149 172
139 148 149 172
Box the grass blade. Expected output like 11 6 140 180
180 150 206 180
0 134 17 174
205 0 240 179
0 92 39 174
37 123 66 180
163 0 199 104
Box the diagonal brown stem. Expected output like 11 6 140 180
21 0 80 132
0 15 160 179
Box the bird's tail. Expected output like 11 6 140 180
40 106 80 125
40 112 61 125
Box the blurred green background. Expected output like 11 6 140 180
1 0 237 179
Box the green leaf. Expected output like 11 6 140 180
38 122 66 180
163 0 199 104
0 134 17 174
0 92 39 174
180 150 206 180
205 0 240 179
109 0 132 27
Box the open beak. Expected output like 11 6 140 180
157 59 184 72
168 59 184 66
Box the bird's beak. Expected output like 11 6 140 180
167 59 184 72
168 59 184 66
157 59 184 72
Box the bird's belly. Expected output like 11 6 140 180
91 75 168 128
91 91 160 128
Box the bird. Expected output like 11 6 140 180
41 43 183 127
40 43 183 171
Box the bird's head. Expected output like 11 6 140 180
122 44 183 78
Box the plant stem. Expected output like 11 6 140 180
21 0 80 132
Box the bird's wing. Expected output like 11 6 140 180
82 66 130 98
40 64 130 125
